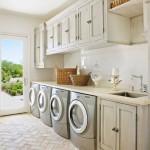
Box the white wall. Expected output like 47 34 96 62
0 13 54 82
64 44 148 91
0 13 54 112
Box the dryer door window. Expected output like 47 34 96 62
29 88 35 106
37 90 47 113
50 95 62 121
69 100 87 134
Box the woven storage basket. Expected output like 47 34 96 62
56 68 77 85
70 74 90 86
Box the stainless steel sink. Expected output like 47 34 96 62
111 92 147 98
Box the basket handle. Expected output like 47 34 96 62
88 72 92 75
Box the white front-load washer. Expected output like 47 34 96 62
69 92 97 150
37 85 52 126
29 83 40 118
50 88 70 138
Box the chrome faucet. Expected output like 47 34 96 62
131 75 147 93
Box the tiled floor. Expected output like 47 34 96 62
0 113 78 150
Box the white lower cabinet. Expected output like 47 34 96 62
100 100 136 150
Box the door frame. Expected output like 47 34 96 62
0 32 31 116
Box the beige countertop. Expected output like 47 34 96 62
32 81 150 106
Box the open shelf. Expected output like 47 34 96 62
109 0 143 18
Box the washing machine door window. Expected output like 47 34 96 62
69 100 87 134
50 95 62 121
29 88 36 106
37 90 47 113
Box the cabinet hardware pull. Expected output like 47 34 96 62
115 128 119 132
65 29 69 33
50 36 53 39
37 46 40 48
112 127 116 131
87 20 92 24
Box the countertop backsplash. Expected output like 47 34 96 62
63 43 148 92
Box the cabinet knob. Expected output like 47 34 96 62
112 127 116 131
87 20 92 24
65 29 69 33
115 128 119 132
50 36 53 39
112 127 119 132
37 46 40 48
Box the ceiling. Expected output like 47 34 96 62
0 0 78 20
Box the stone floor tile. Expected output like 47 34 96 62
0 114 78 150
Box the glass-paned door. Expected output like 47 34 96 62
0 35 28 116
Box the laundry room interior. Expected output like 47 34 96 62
0 0 150 150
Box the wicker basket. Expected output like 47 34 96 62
56 67 77 85
70 74 90 86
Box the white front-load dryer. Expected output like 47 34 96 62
37 85 52 126
69 92 97 150
29 83 40 118
50 88 70 138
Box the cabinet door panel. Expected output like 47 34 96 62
39 29 44 65
35 31 40 65
68 11 77 46
61 18 68 46
47 25 54 49
116 104 136 150
78 3 90 44
90 0 103 41
54 23 59 48
101 100 116 150
34 24 45 68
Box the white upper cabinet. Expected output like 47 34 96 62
78 2 90 44
61 17 69 47
53 22 61 48
34 23 45 68
61 10 77 48
46 25 54 50
68 11 77 47
78 0 104 44
34 23 64 68
90 0 104 41
44 0 146 55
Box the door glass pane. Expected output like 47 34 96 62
70 105 84 128
1 39 24 110
51 98 60 117
29 90 34 104
39 94 44 108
